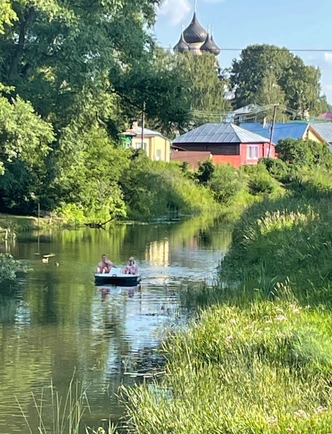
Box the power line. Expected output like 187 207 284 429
163 47 332 53
0 40 332 53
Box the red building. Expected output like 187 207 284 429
172 123 275 168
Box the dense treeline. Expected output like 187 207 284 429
0 2 330 221
0 1 187 219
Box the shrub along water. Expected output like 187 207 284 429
122 165 332 434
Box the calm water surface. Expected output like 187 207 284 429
0 215 231 433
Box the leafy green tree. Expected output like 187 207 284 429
276 138 332 168
110 48 191 137
0 91 54 213
176 52 231 126
230 45 324 117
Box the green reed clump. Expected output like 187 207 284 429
17 375 90 434
123 301 332 433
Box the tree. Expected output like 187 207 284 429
276 138 332 168
110 48 191 137
0 90 54 213
230 45 325 117
176 52 231 126
255 69 287 121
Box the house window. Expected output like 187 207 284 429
247 145 259 159
136 142 147 152
156 149 162 161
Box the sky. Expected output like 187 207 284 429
154 0 332 104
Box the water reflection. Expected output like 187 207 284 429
0 215 232 433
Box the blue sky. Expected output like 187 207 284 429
154 0 332 104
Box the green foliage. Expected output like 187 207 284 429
195 159 215 184
231 44 325 116
124 301 332 433
208 163 245 203
0 0 196 220
221 170 332 301
176 52 231 125
110 48 191 137
0 253 27 281
120 152 217 220
0 0 16 34
259 157 289 180
276 138 332 169
0 94 54 213
242 164 281 195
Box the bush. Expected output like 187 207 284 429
0 253 27 282
259 157 289 180
242 164 280 195
208 163 246 204
195 159 215 184
276 138 332 169
121 159 218 220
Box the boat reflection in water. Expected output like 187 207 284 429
97 284 141 301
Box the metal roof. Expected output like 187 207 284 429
172 123 271 144
310 122 332 143
318 112 332 120
124 126 163 138
240 122 308 143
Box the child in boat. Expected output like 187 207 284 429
97 254 114 274
123 257 138 275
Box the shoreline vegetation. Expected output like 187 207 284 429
0 156 286 234
119 146 332 433
5 139 332 433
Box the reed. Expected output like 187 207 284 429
17 374 90 434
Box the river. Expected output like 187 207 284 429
0 215 231 434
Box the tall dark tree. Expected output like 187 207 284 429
230 44 325 117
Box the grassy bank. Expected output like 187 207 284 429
122 169 332 433
0 213 67 233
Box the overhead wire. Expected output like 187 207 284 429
0 39 332 53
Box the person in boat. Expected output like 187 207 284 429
97 254 114 274
122 257 138 275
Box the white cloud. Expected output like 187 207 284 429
158 0 191 26
324 52 332 65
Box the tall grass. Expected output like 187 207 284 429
123 300 332 433
17 375 91 434
121 169 332 433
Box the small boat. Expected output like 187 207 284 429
94 267 141 286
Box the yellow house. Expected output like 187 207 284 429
123 122 171 162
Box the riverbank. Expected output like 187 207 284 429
122 170 332 433
0 213 67 233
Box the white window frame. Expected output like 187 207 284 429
247 145 259 160
135 141 148 152
155 149 162 161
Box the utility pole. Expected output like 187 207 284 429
268 104 278 157
141 101 145 150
